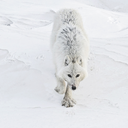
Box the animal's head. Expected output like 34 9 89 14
58 55 88 90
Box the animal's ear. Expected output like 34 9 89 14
64 55 70 66
77 56 82 65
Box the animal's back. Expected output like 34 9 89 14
51 9 88 46
51 9 89 68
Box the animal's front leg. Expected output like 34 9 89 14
62 86 76 107
55 76 66 94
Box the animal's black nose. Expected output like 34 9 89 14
72 86 76 90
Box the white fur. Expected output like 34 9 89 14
50 9 89 107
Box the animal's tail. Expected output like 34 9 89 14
57 9 79 25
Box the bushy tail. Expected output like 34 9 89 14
58 9 79 25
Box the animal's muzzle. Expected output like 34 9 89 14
72 85 76 90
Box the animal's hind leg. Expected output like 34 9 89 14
54 76 66 94
61 86 76 107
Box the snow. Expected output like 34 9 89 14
0 0 128 128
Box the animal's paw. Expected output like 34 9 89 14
62 97 76 107
54 85 65 94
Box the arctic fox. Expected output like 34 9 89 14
50 9 89 107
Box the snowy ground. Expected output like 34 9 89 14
0 0 128 128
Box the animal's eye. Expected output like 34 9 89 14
76 74 80 78
68 74 72 78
